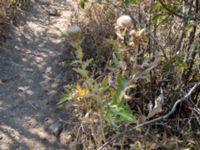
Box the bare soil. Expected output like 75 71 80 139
0 0 75 149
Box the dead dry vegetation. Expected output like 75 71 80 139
60 0 200 149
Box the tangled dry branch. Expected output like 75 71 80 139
135 82 200 128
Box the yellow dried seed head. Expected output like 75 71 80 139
138 28 146 37
129 29 146 45
129 30 137 37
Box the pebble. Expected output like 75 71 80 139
47 120 63 137
0 136 3 140
48 8 59 16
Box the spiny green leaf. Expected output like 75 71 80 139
63 84 75 93
82 58 93 69
71 60 82 65
75 47 83 60
111 74 125 104
118 111 136 122
57 94 72 106
112 53 119 66
73 68 88 78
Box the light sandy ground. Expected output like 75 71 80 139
0 0 76 149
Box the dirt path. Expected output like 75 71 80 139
0 0 75 149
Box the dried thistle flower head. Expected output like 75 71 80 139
138 28 146 37
129 29 146 46
115 15 132 40
116 15 132 29
129 30 137 36
67 25 81 42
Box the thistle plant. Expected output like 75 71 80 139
58 25 137 127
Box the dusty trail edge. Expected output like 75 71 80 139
0 0 75 149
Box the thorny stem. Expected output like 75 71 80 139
97 133 122 150
149 33 169 62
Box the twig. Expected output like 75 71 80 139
184 47 197 83
158 0 184 18
75 123 84 143
149 33 169 62
182 0 198 84
134 82 200 128
174 31 185 52
28 102 38 110
120 85 137 100
97 133 121 150
158 0 199 20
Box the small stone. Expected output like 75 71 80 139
48 8 59 16
45 66 52 74
17 86 30 92
23 67 34 72
47 120 63 137
0 80 4 84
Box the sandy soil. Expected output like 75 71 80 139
0 0 76 149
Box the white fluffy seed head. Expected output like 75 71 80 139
67 25 81 34
116 15 132 29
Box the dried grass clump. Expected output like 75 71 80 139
73 1 119 69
